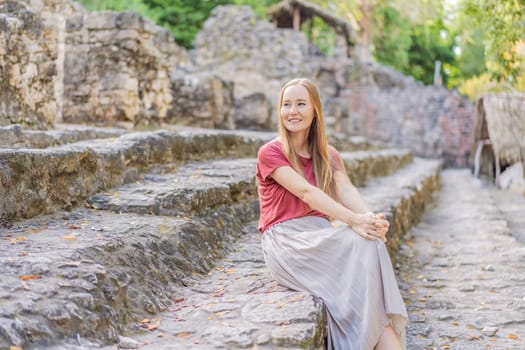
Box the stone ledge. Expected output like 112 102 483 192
107 224 327 350
85 148 413 219
361 157 442 262
340 148 413 186
0 200 259 349
0 128 273 225
88 158 257 217
0 124 127 149
94 159 441 350
0 155 440 349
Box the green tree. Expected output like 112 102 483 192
404 18 456 85
372 5 412 71
233 0 281 18
75 0 155 15
462 0 525 82
142 0 233 49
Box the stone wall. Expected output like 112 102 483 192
0 1 61 129
337 62 475 167
193 6 313 100
192 5 314 131
169 71 235 129
1 0 190 129
192 5 475 167
63 11 188 126
1 2 476 165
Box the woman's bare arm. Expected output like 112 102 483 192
333 170 371 214
333 167 390 239
271 166 386 240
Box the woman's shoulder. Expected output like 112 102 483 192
327 144 340 156
258 138 283 156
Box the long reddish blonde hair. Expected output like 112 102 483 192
277 78 337 198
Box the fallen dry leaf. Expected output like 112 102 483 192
58 261 81 267
11 237 27 244
214 310 231 317
61 235 77 241
175 332 193 339
508 333 520 340
10 347 23 350
212 288 225 297
19 275 41 281
288 294 305 303
65 223 82 229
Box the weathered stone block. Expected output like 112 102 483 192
0 6 57 129
169 72 235 129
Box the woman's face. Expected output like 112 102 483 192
280 84 315 135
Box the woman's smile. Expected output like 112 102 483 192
280 84 315 134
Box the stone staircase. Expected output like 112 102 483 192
0 125 441 350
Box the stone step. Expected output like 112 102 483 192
95 158 441 350
359 157 442 261
103 223 327 350
0 205 259 349
0 125 375 226
0 153 434 349
0 124 127 149
340 148 412 186
0 128 275 225
87 158 257 217
86 148 412 218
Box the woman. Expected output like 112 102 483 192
256 78 407 350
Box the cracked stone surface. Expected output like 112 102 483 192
398 169 525 349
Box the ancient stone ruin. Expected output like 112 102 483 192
1 1 475 166
2 2 525 350
190 5 475 167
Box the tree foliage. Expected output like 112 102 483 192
372 5 412 72
140 0 232 48
462 0 525 82
233 0 281 18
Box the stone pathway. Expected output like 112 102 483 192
399 169 525 349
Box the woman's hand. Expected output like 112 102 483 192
349 212 390 242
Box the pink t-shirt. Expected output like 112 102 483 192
256 139 341 233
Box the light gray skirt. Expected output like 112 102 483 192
261 216 408 350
